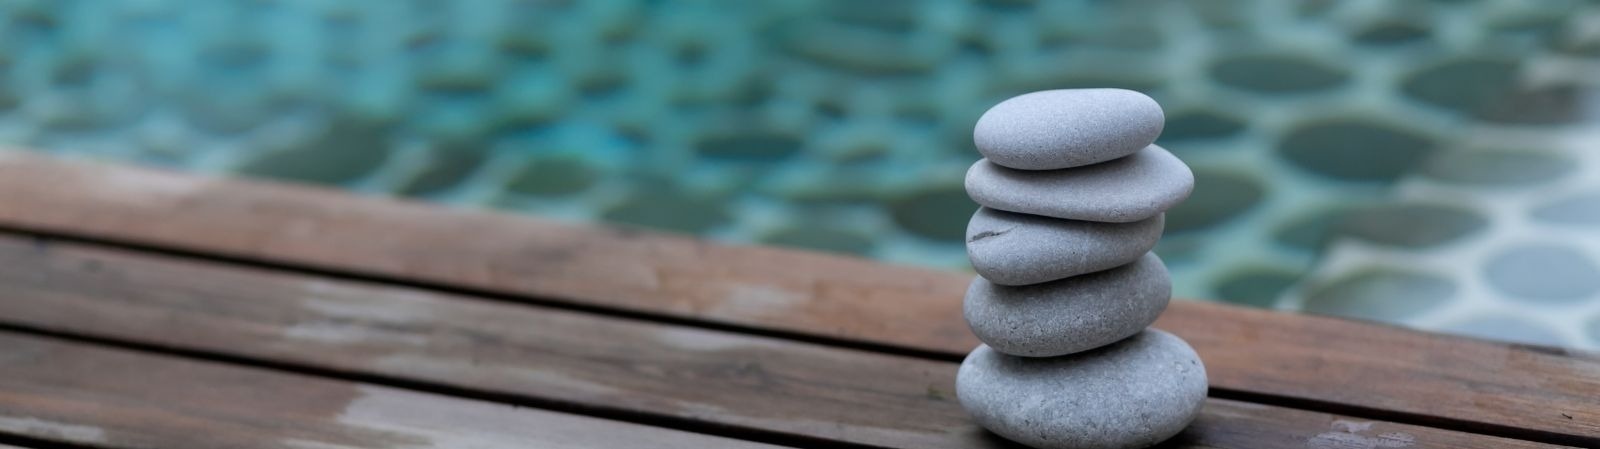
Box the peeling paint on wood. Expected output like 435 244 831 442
0 332 775 449
0 416 107 445
1309 420 1416 449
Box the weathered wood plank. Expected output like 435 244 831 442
0 150 973 353
1157 300 1600 444
0 332 780 449
0 236 1570 449
0 152 1596 444
0 236 975 448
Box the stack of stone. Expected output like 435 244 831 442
955 89 1209 449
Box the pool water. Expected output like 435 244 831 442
4 0 1599 348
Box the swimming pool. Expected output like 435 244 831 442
5 0 1598 348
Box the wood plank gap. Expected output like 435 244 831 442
1209 388 1595 448
0 435 76 449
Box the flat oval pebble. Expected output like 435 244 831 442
974 89 1164 170
967 207 1163 286
965 253 1170 357
966 145 1194 223
957 330 1207 449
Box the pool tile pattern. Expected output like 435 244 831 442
2 0 1598 347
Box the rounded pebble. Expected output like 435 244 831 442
973 89 1164 170
1443 314 1567 347
1272 205 1355 253
506 155 600 196
1164 168 1263 233
1213 266 1301 308
237 116 392 186
1531 192 1600 226
602 188 731 235
759 225 875 256
957 330 1207 449
889 185 978 242
967 208 1163 286
1483 244 1600 303
1301 268 1457 322
1160 109 1246 142
1354 22 1430 46
696 130 804 161
1401 59 1519 115
1585 315 1600 344
1209 54 1350 93
965 145 1194 223
399 145 487 197
965 253 1171 357
1420 149 1573 186
1340 202 1487 248
1277 119 1436 183
1472 85 1584 125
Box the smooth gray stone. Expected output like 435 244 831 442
965 253 1170 357
974 89 1164 170
957 330 1207 449
967 208 1163 286
966 145 1194 223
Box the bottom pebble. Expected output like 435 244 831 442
956 329 1207 449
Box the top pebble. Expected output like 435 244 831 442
974 89 1164 170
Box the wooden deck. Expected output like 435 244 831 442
0 150 1593 448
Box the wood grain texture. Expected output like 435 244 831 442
1157 300 1600 445
0 332 780 449
0 236 1569 449
0 152 1595 444
0 150 974 353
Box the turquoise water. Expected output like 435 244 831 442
5 0 1600 348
